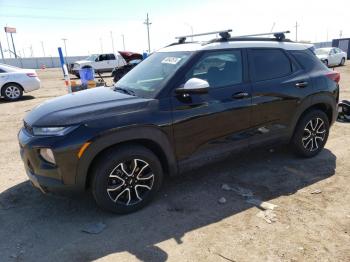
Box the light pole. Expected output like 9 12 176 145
99 37 103 53
0 39 4 61
143 13 152 53
61 38 68 64
185 23 194 41
121 34 125 51
41 41 46 57
295 21 299 42
110 31 115 53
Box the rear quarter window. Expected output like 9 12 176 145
249 49 292 82
290 50 327 71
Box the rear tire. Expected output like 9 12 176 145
291 110 329 158
324 59 329 67
1 83 23 101
91 145 163 214
340 57 346 66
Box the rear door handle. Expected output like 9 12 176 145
232 92 249 99
295 81 308 88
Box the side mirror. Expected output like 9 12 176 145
95 58 99 62
175 78 209 94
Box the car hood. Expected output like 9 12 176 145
24 87 151 126
74 60 92 65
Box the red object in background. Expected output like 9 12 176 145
119 51 143 63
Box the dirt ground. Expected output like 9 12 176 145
0 67 350 262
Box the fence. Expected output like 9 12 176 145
1 56 87 69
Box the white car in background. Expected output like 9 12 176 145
69 53 127 78
0 64 41 101
315 47 347 67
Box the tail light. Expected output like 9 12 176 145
326 71 340 83
26 72 37 77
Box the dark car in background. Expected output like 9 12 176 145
111 59 142 82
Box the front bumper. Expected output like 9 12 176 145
18 127 84 192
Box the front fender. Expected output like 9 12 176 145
75 125 177 189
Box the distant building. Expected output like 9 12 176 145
332 38 350 59
313 41 332 49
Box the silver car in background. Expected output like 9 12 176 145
315 47 347 67
0 64 41 101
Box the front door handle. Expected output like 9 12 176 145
295 81 308 88
232 92 249 99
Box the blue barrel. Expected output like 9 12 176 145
79 66 94 85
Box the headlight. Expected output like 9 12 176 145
32 126 78 136
39 148 56 164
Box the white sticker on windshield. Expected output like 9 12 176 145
161 57 181 64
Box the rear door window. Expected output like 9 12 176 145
249 49 292 82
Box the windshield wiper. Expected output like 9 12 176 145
114 87 136 96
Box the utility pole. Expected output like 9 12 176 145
61 38 68 64
110 31 115 53
339 30 343 39
22 48 25 58
41 41 46 57
121 34 125 51
143 13 152 53
10 32 17 58
295 21 299 42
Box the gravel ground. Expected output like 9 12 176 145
0 67 349 262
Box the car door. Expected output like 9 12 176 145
171 49 252 162
95 54 108 71
106 54 116 70
247 48 310 145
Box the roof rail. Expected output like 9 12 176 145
175 29 232 43
233 31 290 40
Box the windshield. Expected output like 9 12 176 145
85 54 98 61
115 51 192 98
315 48 330 55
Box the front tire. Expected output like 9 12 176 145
291 110 329 158
1 83 23 101
91 145 163 214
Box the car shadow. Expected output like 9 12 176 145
0 147 336 261
0 95 35 103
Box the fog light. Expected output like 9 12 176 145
40 148 56 164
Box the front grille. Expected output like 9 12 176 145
23 121 33 135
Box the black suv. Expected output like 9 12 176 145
18 33 339 213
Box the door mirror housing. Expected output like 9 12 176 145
175 78 209 94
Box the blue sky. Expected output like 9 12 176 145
0 0 349 58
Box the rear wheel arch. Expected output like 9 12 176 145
76 127 177 190
292 101 334 137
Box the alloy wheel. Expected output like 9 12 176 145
107 159 154 206
5 85 21 100
302 117 326 152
